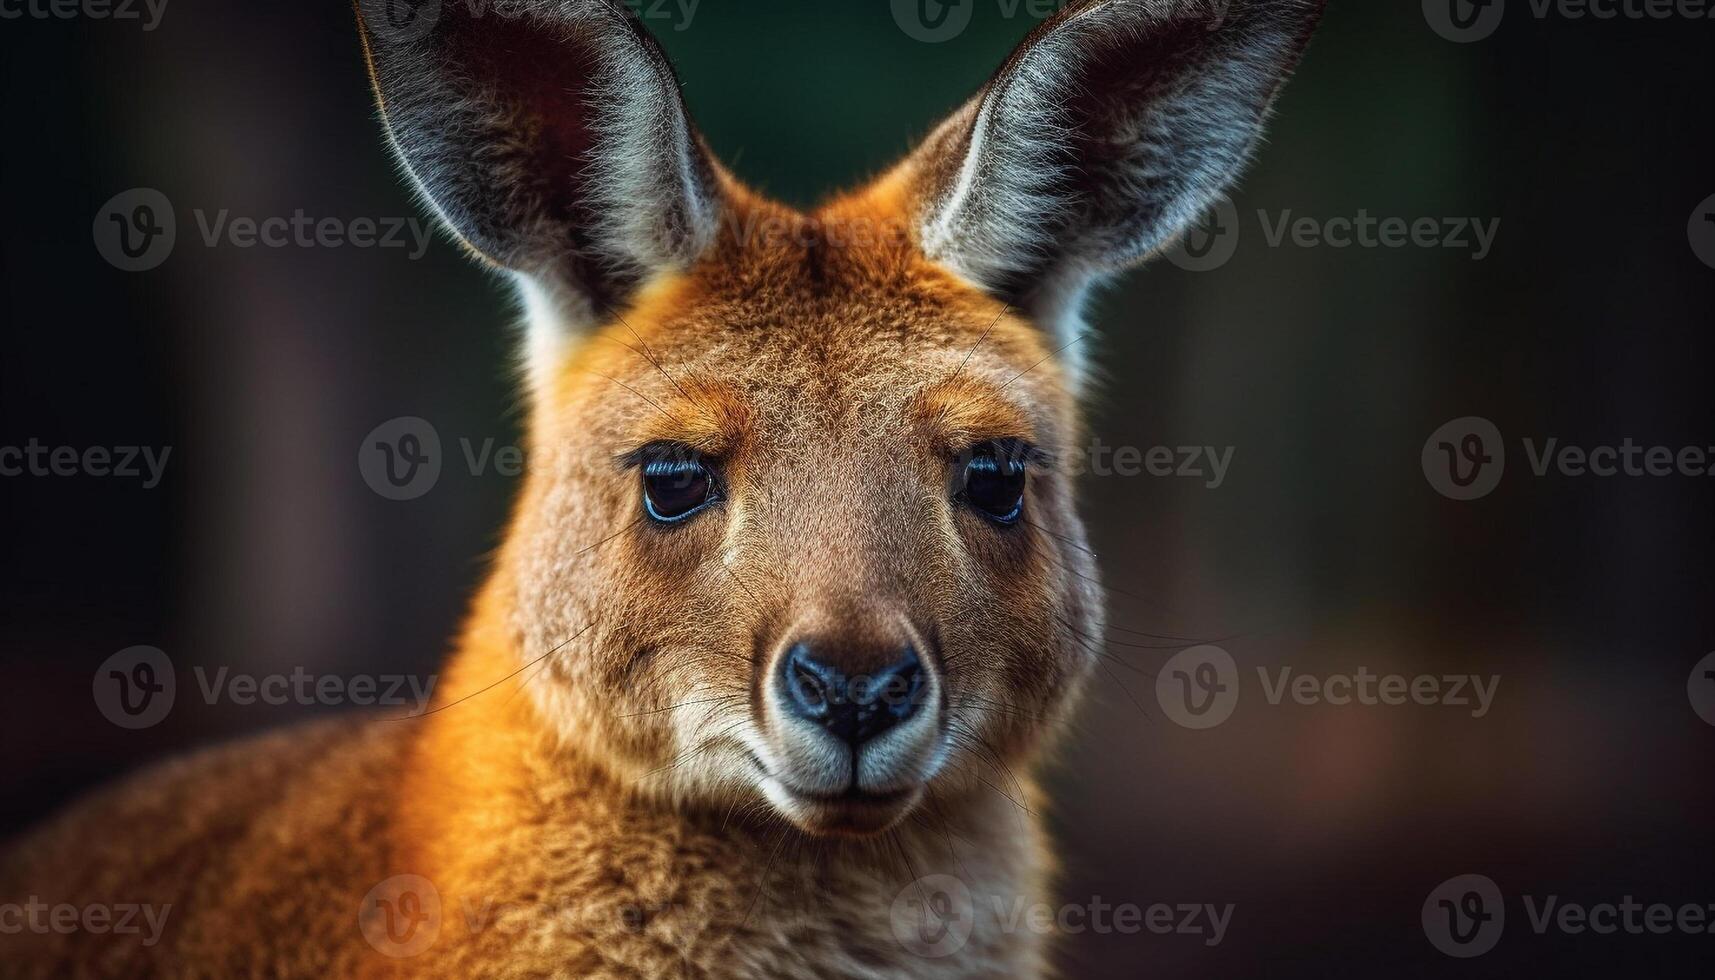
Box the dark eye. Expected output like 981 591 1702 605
641 448 719 524
958 441 1028 525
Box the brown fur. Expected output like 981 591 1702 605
4 0 1325 972
1 185 1100 978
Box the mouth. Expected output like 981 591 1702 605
768 779 925 837
744 751 926 836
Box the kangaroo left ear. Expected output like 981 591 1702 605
897 0 1325 346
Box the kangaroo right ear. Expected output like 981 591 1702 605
895 0 1325 359
355 0 725 332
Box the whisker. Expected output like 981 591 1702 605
933 303 1010 430
615 694 744 720
574 515 642 557
741 826 792 929
603 304 712 419
1024 534 1215 640
888 828 928 915
918 789 974 881
1020 515 1098 559
994 332 1088 394
399 621 596 720
636 719 749 783
942 753 1032 831
944 720 1034 830
1055 617 1160 679
592 371 683 426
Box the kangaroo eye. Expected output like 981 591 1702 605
641 449 719 524
958 441 1028 526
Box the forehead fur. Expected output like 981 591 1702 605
547 186 1077 454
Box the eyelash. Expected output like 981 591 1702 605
625 443 723 525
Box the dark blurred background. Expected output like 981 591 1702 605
2 0 1712 976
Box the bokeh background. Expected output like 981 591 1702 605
3 0 1713 975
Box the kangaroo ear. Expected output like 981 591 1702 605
355 0 725 345
902 0 1325 338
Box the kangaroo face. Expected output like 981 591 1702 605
509 218 1096 834
359 0 1323 836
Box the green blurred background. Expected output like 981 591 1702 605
2 1 1713 975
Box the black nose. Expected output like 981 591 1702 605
779 643 927 746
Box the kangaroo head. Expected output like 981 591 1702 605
358 0 1322 837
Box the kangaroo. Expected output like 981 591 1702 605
1 1 1323 975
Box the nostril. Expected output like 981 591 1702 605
777 642 928 746
784 644 835 718
873 651 926 724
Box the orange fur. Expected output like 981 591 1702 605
3 1 1324 972
1 187 1099 979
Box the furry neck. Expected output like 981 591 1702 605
386 579 1052 970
